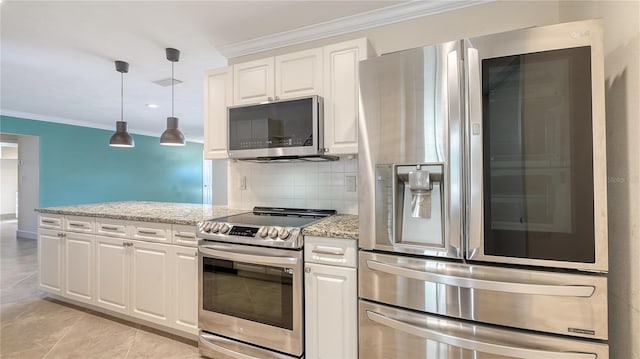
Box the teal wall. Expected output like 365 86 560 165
0 115 203 207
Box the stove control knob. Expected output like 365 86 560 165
198 222 207 232
219 224 230 234
211 222 220 233
258 226 269 238
278 228 291 240
268 227 279 239
203 222 213 233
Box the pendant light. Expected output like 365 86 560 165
160 48 186 146
109 61 135 147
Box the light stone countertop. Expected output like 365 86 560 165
302 214 358 240
35 201 249 225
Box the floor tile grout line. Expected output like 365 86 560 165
124 327 139 358
41 310 87 359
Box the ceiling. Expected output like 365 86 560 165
0 1 481 143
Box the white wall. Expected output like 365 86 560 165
558 2 640 357
1 158 18 217
17 135 39 239
228 157 358 214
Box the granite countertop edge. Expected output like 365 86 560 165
35 201 248 226
302 214 359 240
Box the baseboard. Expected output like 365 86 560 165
16 230 37 240
1 213 17 220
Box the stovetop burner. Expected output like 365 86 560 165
197 207 335 249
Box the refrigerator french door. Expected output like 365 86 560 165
358 19 608 358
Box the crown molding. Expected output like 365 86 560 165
219 0 493 58
0 109 157 137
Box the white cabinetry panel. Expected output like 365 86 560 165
38 228 64 295
204 67 232 160
95 235 129 314
173 246 198 334
130 240 172 326
275 48 323 99
233 58 274 105
64 232 94 304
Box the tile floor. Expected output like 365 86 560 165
0 219 202 358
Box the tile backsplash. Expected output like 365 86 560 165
228 157 358 214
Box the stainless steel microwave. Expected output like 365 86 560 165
227 95 334 161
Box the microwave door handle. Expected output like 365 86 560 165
465 43 484 258
365 259 595 297
199 245 299 267
366 310 596 359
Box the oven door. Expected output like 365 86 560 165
466 20 607 272
198 242 303 357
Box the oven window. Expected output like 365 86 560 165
481 46 595 263
202 257 294 330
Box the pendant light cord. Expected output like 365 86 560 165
171 61 174 117
120 71 124 122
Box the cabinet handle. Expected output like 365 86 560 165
175 233 195 239
312 246 345 256
42 220 56 224
69 223 86 228
305 266 311 273
57 232 64 237
267 96 274 101
123 242 133 247
274 96 280 101
101 226 119 231
138 230 158 235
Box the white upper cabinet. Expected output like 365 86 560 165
275 48 323 100
323 38 373 155
233 57 275 105
234 48 323 105
204 67 233 160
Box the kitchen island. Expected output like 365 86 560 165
35 201 247 340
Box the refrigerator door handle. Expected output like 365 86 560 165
366 310 597 359
447 47 463 256
365 259 595 297
466 44 484 258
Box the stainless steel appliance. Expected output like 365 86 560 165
227 95 336 161
358 19 609 358
197 207 334 359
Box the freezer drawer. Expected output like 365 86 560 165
359 300 608 359
359 251 607 340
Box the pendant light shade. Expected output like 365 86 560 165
109 60 134 147
160 48 186 146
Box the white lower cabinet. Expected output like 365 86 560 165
95 235 130 314
130 240 172 326
38 228 64 295
304 236 358 359
64 232 94 304
173 246 198 334
38 214 198 337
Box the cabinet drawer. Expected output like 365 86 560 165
305 236 357 268
39 214 63 230
96 218 128 238
130 221 172 243
64 216 95 233
172 224 198 247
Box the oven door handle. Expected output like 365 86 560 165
199 244 299 267
366 259 595 297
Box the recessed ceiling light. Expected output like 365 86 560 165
146 103 159 108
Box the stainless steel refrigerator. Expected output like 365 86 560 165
358 19 609 358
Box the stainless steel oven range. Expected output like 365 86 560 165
197 207 334 359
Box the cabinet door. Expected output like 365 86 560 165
130 240 173 327
38 229 64 295
233 57 274 105
204 67 232 159
323 38 371 155
305 263 357 359
64 232 94 304
275 48 323 100
173 246 198 334
95 235 129 314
